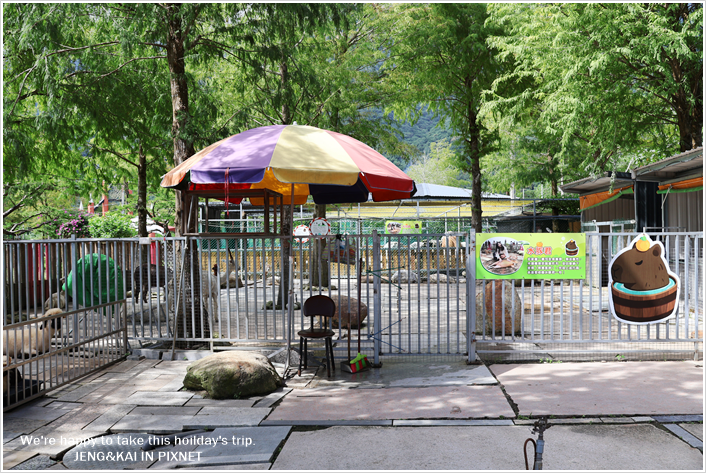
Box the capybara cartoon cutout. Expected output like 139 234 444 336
608 234 680 324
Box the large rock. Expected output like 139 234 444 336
391 270 419 284
183 351 283 399
475 280 522 336
331 296 368 329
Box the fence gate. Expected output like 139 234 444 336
472 231 703 362
3 239 128 411
368 231 471 363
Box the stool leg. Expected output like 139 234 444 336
298 338 303 376
325 338 331 378
328 338 335 373
303 339 308 369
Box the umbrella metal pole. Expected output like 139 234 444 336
284 184 295 376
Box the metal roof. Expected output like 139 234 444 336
561 147 704 194
631 147 702 181
560 172 634 195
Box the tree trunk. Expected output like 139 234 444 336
551 176 559 233
310 204 330 287
164 4 205 344
166 3 196 235
137 145 148 238
464 75 483 234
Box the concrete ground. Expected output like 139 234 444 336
2 357 703 470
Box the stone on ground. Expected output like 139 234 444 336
331 296 367 329
476 281 521 335
183 352 283 400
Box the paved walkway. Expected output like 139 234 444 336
2 357 703 470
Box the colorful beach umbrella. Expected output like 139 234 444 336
160 124 416 204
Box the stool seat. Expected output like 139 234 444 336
298 328 335 338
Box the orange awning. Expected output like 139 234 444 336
657 177 703 194
580 185 634 211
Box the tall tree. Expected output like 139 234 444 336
385 3 503 232
483 2 702 181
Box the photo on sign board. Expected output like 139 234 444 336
478 237 524 275
384 220 422 234
608 234 680 325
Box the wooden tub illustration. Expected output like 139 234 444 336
608 235 680 324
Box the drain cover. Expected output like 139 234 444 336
63 433 155 470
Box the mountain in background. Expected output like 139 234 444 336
369 108 454 156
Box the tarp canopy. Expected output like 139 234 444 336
579 185 634 211
657 177 703 194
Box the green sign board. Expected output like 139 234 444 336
385 220 423 234
476 233 586 280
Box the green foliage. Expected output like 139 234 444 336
483 2 701 183
88 212 136 239
406 139 467 187
535 198 580 216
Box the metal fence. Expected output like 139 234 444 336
3 231 703 374
3 298 126 411
474 231 703 361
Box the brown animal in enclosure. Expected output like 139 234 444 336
3 309 63 358
133 264 174 303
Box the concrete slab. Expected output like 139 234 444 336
156 377 184 392
62 433 154 470
631 416 654 422
490 361 703 416
310 359 496 389
183 463 270 470
130 407 201 416
3 428 106 457
4 406 73 422
2 418 53 435
145 426 290 469
47 462 69 469
54 384 104 403
680 422 704 441
182 409 271 429
7 453 56 470
123 391 193 406
600 417 634 423
662 424 703 450
3 432 23 444
652 414 703 422
268 385 514 421
184 398 255 408
3 451 37 470
82 404 136 432
271 424 704 470
261 420 392 426
42 401 82 410
393 419 513 426
43 405 112 431
111 415 196 434
253 387 292 408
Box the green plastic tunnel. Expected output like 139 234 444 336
63 253 124 307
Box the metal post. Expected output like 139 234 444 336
467 230 477 363
372 230 382 367
70 234 79 345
